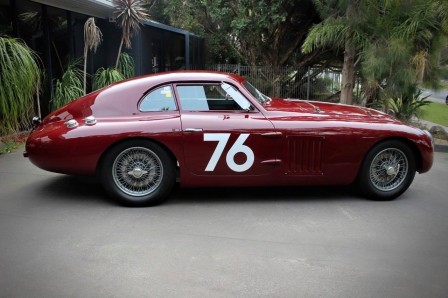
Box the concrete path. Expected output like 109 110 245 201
422 88 448 104
1 150 448 297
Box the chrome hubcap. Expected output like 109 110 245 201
127 168 148 179
386 166 398 177
112 147 163 197
370 148 408 192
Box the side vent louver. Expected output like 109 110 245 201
287 137 323 175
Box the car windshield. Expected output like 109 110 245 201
243 81 271 104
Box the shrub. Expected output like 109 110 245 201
52 61 84 110
0 37 41 135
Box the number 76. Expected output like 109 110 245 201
204 133 254 172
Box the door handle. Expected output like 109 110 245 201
261 131 283 138
184 128 203 133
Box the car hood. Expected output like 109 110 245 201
263 98 400 124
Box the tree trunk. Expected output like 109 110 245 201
340 0 356 105
341 41 355 105
83 46 88 94
115 38 124 68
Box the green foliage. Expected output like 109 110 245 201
93 67 125 90
163 0 322 67
52 61 84 110
117 52 135 79
420 102 448 126
0 141 17 154
0 132 28 154
303 0 448 105
387 87 430 121
302 18 347 53
0 36 41 135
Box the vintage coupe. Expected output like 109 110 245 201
25 71 434 206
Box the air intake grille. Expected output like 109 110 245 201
287 137 323 175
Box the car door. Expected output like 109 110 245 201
176 82 280 176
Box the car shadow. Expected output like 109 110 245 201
167 185 361 206
36 175 114 206
35 175 362 207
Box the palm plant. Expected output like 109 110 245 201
93 67 125 90
302 0 366 105
387 87 431 122
117 52 135 79
114 0 149 67
0 37 41 135
52 61 84 110
302 0 448 106
91 52 134 91
83 17 102 94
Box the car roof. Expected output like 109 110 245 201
123 71 246 86
90 71 248 116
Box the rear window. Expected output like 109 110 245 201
140 85 177 111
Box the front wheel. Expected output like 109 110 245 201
358 140 416 201
100 140 175 206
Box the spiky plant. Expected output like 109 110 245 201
0 37 41 135
93 68 125 90
387 87 431 121
83 17 102 94
117 52 135 79
114 0 149 67
52 61 84 110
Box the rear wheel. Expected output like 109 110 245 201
100 140 175 206
358 140 416 200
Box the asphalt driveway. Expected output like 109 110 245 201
1 150 448 297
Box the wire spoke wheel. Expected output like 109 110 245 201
369 148 408 191
101 140 175 206
112 147 163 196
358 140 416 201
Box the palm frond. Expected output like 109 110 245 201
83 17 102 94
93 68 125 90
117 52 135 79
18 12 40 30
84 17 102 54
302 18 348 53
393 3 441 47
52 61 84 110
114 0 149 49
0 37 41 135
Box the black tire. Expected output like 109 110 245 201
100 140 175 206
358 140 416 201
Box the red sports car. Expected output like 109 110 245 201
24 71 434 206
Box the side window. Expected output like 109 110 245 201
177 85 209 111
140 85 177 112
177 84 252 111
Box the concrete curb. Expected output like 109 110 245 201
435 144 448 153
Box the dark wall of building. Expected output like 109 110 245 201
0 0 204 116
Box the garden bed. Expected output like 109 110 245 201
0 131 30 154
